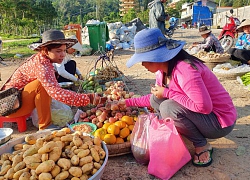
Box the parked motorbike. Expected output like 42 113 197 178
218 9 240 52
166 17 178 38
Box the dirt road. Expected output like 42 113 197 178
1 28 250 180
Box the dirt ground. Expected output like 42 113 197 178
1 29 250 180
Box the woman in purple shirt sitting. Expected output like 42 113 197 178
119 28 237 167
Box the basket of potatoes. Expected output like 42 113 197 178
0 128 108 180
194 51 231 63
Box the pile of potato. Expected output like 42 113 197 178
0 128 106 180
95 66 123 81
194 50 231 61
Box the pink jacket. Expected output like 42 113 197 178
125 61 237 128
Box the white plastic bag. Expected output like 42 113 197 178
30 100 73 128
51 99 73 127
31 108 39 128
81 44 93 56
185 47 200 55
213 63 250 74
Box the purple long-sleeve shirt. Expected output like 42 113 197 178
125 61 237 128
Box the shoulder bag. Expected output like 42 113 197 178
0 59 28 116
0 87 22 116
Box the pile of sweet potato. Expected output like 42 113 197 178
0 128 106 180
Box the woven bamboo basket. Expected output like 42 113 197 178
214 71 248 80
204 62 221 70
106 141 131 157
200 54 231 63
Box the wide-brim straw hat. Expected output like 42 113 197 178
199 25 211 35
237 19 250 32
33 29 77 51
126 28 185 68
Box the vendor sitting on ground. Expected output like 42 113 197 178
54 35 84 83
188 25 224 54
228 19 250 65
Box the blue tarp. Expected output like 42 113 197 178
192 5 213 26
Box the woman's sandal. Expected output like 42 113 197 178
192 148 213 167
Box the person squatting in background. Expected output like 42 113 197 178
189 25 224 54
117 28 237 167
54 35 84 83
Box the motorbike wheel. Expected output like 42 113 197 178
219 36 234 52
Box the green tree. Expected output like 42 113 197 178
103 12 121 23
104 0 119 15
214 0 233 7
137 9 149 24
232 0 248 8
166 7 180 18
143 0 150 11
122 8 137 23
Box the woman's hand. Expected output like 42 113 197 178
189 42 199 50
117 99 127 109
151 85 166 99
78 74 84 80
87 93 107 105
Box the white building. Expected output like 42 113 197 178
180 0 217 25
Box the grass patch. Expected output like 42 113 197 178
0 39 39 59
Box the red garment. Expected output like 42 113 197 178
3 53 90 107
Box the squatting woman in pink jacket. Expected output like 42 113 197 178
119 28 237 167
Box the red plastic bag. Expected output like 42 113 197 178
148 117 191 180
130 113 157 165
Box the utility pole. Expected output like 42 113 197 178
96 0 100 20
216 0 222 27
96 5 99 20
96 5 98 20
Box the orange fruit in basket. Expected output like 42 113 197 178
107 124 120 135
116 137 124 144
94 128 107 141
128 124 134 131
102 122 112 130
104 134 116 145
114 121 127 129
121 116 134 125
119 127 130 138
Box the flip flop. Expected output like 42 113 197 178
192 148 213 167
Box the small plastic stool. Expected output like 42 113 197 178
0 113 31 132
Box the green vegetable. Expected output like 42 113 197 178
240 72 250 86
